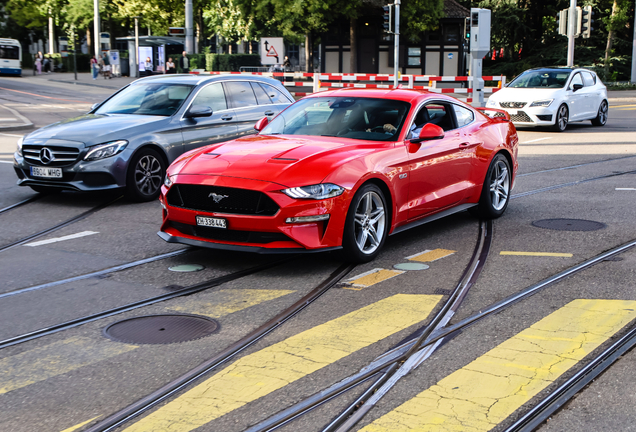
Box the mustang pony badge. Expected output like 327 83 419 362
208 193 229 203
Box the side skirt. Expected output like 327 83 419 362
390 203 476 236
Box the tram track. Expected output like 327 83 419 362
0 194 41 215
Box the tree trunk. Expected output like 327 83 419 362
86 27 92 57
305 32 313 72
604 0 618 78
350 18 357 73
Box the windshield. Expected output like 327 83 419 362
95 83 194 116
261 97 410 141
508 70 572 89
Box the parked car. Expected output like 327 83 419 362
486 67 608 132
13 74 294 201
158 89 519 262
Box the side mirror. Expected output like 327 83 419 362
254 116 269 132
91 103 100 112
572 83 584 92
410 123 444 143
185 105 213 118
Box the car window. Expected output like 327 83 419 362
95 83 194 116
509 70 571 88
582 72 596 87
190 83 227 112
570 73 583 88
251 82 272 105
453 104 474 127
424 103 456 131
259 83 293 104
225 81 257 108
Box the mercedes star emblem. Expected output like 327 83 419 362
208 193 229 203
39 147 54 165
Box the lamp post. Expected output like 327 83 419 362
134 16 140 78
94 0 100 58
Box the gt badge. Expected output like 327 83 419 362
208 193 229 203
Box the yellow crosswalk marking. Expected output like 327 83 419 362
343 268 404 290
168 289 295 317
0 337 137 395
500 251 573 257
59 416 100 432
124 294 443 432
406 249 456 263
360 299 636 432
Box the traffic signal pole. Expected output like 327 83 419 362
393 0 400 88
567 0 576 66
632 0 636 83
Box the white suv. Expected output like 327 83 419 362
486 67 608 132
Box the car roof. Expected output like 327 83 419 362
304 88 460 104
132 74 285 87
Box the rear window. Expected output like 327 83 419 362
0 45 19 60
259 83 293 104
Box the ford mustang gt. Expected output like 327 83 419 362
158 89 519 262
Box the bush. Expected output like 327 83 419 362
60 53 92 73
204 54 261 71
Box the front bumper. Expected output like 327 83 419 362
492 105 556 127
159 174 351 253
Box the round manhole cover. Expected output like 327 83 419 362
104 314 218 344
394 262 430 271
532 219 606 232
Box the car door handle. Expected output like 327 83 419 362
221 115 233 121
460 142 480 148
264 111 275 116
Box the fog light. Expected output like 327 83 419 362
286 214 330 224
160 201 167 211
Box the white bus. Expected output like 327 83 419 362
0 38 21 76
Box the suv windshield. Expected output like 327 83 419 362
508 70 572 89
261 97 410 141
95 83 194 116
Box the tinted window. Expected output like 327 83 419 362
259 83 292 104
0 45 19 60
570 73 583 88
95 83 193 116
424 103 456 131
582 72 595 87
191 83 227 112
453 104 474 127
225 81 257 108
509 70 570 88
251 82 272 105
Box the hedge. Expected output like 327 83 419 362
204 54 261 71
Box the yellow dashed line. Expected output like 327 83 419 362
360 299 636 432
406 249 456 263
59 416 101 432
611 104 636 108
168 289 295 317
123 294 443 432
0 337 137 395
343 268 404 290
500 251 573 257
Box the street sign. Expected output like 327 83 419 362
260 38 284 65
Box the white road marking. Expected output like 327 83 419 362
24 231 99 247
0 133 23 137
615 188 636 190
521 137 552 144
0 160 13 164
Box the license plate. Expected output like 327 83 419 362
507 109 518 115
196 216 227 229
31 167 62 178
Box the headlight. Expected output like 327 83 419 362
529 99 554 107
486 99 498 108
84 140 128 161
282 183 344 200
164 174 173 188
16 136 23 155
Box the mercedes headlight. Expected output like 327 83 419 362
282 183 344 200
16 136 23 155
529 99 554 107
84 140 128 161
486 99 498 108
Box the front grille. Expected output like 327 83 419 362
170 221 290 244
500 102 527 109
510 111 533 123
536 114 553 121
167 185 279 216
23 145 80 167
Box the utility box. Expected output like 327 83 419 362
470 8 491 55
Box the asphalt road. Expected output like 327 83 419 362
0 76 635 432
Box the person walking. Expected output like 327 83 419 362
101 53 111 79
143 57 153 76
90 55 99 79
166 57 176 74
35 52 43 75
179 51 189 74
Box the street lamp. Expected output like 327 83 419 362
134 16 140 78
94 0 100 58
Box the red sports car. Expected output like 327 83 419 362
158 89 518 262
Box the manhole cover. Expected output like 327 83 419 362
169 264 205 272
532 219 606 232
394 262 430 271
104 314 218 344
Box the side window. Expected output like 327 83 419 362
251 82 272 105
570 73 583 88
259 83 293 104
582 72 595 87
190 83 227 112
225 81 257 108
424 103 456 131
453 105 474 127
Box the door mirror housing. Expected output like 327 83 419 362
410 123 445 143
571 83 584 92
185 105 213 118
254 116 269 132
91 103 100 112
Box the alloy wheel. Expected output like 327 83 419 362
557 105 568 131
353 191 386 254
134 154 163 196
489 159 509 211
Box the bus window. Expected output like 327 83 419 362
0 45 20 60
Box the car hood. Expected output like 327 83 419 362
172 134 382 187
489 87 564 104
24 114 169 146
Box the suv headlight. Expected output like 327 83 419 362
282 183 344 200
84 140 128 161
16 136 23 155
529 99 553 107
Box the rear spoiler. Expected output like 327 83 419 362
475 107 510 121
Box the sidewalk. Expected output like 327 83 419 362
0 104 33 131
33 71 139 90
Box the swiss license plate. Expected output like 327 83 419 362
31 166 62 178
507 109 518 115
196 216 227 229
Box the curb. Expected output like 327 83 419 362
0 104 33 131
46 78 128 90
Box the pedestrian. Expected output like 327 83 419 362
43 55 51 73
101 53 111 79
166 57 176 74
282 56 292 72
144 57 153 76
35 51 43 75
90 55 99 79
179 51 189 74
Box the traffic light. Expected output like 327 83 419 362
581 5 593 38
464 16 471 39
383 5 393 34
556 9 568 36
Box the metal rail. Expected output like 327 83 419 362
512 169 636 199
0 195 40 215
517 154 636 178
83 262 356 432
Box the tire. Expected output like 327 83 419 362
469 153 511 220
550 104 569 132
29 185 62 194
125 148 166 202
341 184 388 263
591 100 608 126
